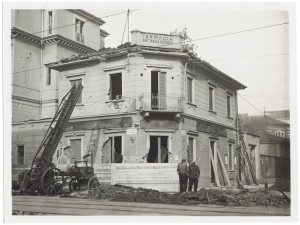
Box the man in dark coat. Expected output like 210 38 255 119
188 161 200 192
177 159 189 193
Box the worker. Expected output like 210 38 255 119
188 161 200 193
177 158 189 193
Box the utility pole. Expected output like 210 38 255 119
127 9 130 43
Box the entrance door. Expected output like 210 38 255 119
101 136 122 163
112 136 122 163
151 71 166 110
187 137 194 163
147 136 168 163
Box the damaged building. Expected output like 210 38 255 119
12 29 249 192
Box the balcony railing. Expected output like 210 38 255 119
76 33 84 43
139 93 184 112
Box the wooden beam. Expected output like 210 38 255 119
209 149 220 187
216 147 231 187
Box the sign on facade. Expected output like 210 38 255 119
126 128 137 135
131 30 183 50
196 121 227 137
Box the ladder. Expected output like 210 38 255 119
237 132 259 186
22 83 83 194
84 129 101 167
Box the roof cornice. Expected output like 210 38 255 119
69 9 105 25
11 27 97 54
100 29 110 37
42 34 96 54
11 27 41 46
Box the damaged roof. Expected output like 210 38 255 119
46 42 246 90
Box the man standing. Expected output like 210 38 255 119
177 158 189 193
188 161 200 192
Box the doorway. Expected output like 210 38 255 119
101 136 122 163
147 136 168 163
111 136 122 163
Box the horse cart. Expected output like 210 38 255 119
18 83 99 196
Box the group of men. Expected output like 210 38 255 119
177 159 200 193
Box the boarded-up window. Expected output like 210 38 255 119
70 139 81 163
17 145 25 165
70 79 82 103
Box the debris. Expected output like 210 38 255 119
60 184 290 208
269 179 290 192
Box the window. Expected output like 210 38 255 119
227 95 231 117
209 87 214 111
48 11 52 34
70 79 82 104
75 18 84 43
17 145 25 165
46 68 51 85
228 144 234 170
109 73 122 100
187 77 193 103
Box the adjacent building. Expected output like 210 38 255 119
239 112 290 183
12 23 248 191
11 9 109 122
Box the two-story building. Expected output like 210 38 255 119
12 30 247 192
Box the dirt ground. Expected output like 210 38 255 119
60 183 290 208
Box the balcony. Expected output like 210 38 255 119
139 94 184 113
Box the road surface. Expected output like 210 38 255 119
12 195 290 216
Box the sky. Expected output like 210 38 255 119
86 2 290 115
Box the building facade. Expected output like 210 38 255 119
239 112 290 183
11 9 108 122
12 30 247 192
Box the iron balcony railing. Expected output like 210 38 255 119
139 93 184 112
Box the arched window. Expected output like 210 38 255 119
25 57 31 84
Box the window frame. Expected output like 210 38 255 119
228 143 234 171
17 145 25 165
67 136 84 162
46 68 51 86
74 17 85 43
109 72 123 101
187 76 194 104
48 11 53 34
69 78 83 104
208 86 215 111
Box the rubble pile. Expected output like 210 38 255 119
62 184 290 207
269 179 290 192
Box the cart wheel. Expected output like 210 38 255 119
41 168 64 196
88 177 99 190
19 169 32 193
69 178 81 192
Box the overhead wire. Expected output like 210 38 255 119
30 9 139 35
11 21 289 75
237 93 289 129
